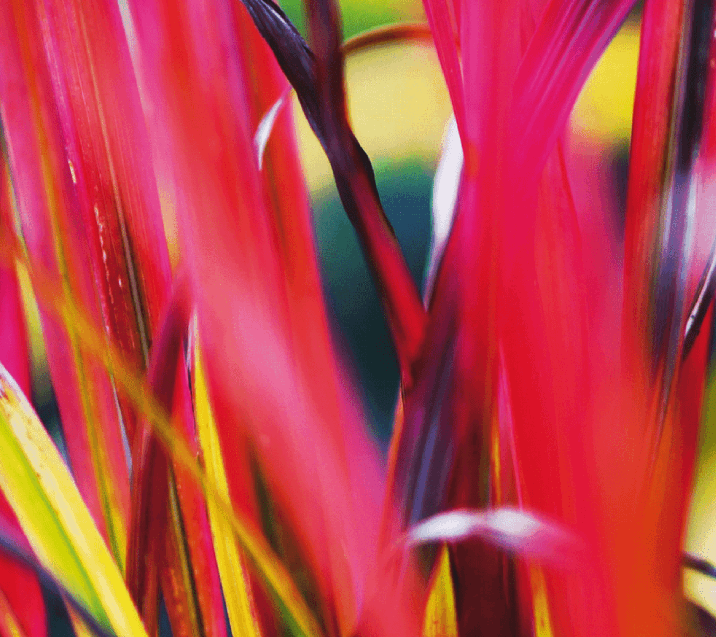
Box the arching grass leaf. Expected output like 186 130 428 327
406 508 582 566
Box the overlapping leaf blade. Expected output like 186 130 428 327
0 362 147 637
194 340 263 637
0 150 46 637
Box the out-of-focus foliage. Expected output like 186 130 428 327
1 0 716 637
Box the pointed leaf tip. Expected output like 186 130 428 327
422 546 458 637
426 115 462 300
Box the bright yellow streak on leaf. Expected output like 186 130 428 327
0 588 27 637
529 565 554 637
423 545 458 637
0 363 147 637
194 339 263 637
685 373 716 616
491 409 502 505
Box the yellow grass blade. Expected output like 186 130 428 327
194 338 262 637
423 545 458 637
0 362 147 637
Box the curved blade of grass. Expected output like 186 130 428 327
0 362 147 637
684 553 716 581
126 274 226 637
425 116 461 303
405 507 582 566
238 0 427 381
255 91 290 169
422 546 457 637
194 340 262 637
341 22 433 55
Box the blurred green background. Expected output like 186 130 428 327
281 0 425 39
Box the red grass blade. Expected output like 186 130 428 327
421 0 466 146
0 0 173 568
233 2 349 456
165 355 228 637
0 2 107 540
391 1 645 635
126 274 190 636
127 1 423 633
37 0 173 441
513 0 637 181
608 0 716 633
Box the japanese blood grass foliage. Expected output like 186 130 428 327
0 0 715 637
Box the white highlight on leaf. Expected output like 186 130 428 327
487 508 543 541
406 506 581 566
424 116 462 302
254 89 290 169
409 510 477 543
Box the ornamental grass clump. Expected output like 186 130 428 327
0 0 715 636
